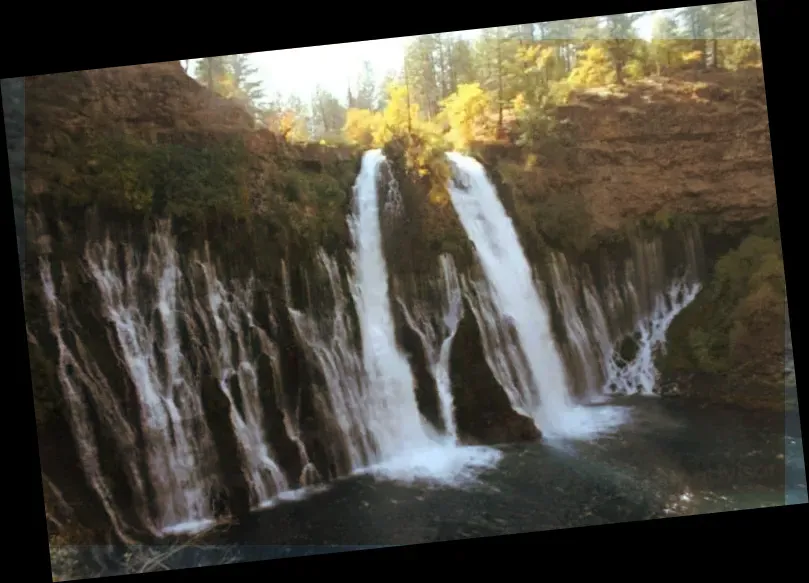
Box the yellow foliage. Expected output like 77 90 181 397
569 44 616 87
278 110 308 142
682 50 703 64
377 83 421 143
440 83 493 151
725 40 762 70
343 108 384 148
625 59 646 80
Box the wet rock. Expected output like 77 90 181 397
450 296 542 445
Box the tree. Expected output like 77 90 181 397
601 12 645 84
731 0 760 40
703 3 734 68
376 70 399 111
441 83 493 150
404 36 442 119
193 57 229 93
569 43 615 87
677 5 709 69
649 13 682 74
226 54 264 109
355 61 377 110
343 108 384 147
310 87 346 141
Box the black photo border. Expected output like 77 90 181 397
2 0 803 578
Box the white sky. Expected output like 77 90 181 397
199 14 657 105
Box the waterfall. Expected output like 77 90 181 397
38 258 158 542
36 222 298 536
287 252 377 470
288 151 500 485
447 153 574 435
187 248 289 508
547 230 703 398
346 150 435 458
84 232 224 534
397 254 464 441
447 153 628 439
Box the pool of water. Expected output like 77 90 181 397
65 395 806 574
215 396 805 550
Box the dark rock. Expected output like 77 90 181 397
450 296 542 445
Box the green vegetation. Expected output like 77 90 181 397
30 129 360 257
657 209 786 409
178 4 762 231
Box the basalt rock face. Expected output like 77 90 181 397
528 69 774 237
21 61 782 548
449 296 542 445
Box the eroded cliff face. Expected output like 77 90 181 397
565 69 773 230
475 69 776 273
18 61 783 545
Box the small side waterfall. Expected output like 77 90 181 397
38 258 159 542
84 232 225 534
287 252 376 471
397 254 464 442
187 250 289 508
35 222 299 536
547 228 703 398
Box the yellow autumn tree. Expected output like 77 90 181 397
277 110 308 142
343 108 384 148
440 83 493 151
568 44 616 87
375 82 420 143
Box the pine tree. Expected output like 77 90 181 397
227 54 264 106
601 12 645 84
677 5 709 69
356 61 377 110
193 57 230 93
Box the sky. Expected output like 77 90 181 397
193 13 658 105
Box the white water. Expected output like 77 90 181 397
548 231 702 397
84 233 222 534
397 254 464 441
39 223 301 536
347 150 434 458
287 252 377 471
189 250 289 507
306 150 500 485
447 152 628 439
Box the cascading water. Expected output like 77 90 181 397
346 150 438 459
38 258 158 542
396 254 464 442
447 153 635 439
289 151 500 485
37 222 304 536
448 153 592 437
547 229 703 398
188 250 289 508
84 232 223 535
287 252 377 471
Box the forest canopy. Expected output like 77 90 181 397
186 2 761 153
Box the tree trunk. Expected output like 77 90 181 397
206 58 214 91
496 30 504 134
712 37 720 68
404 62 412 135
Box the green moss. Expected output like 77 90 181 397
494 159 593 256
657 227 786 407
